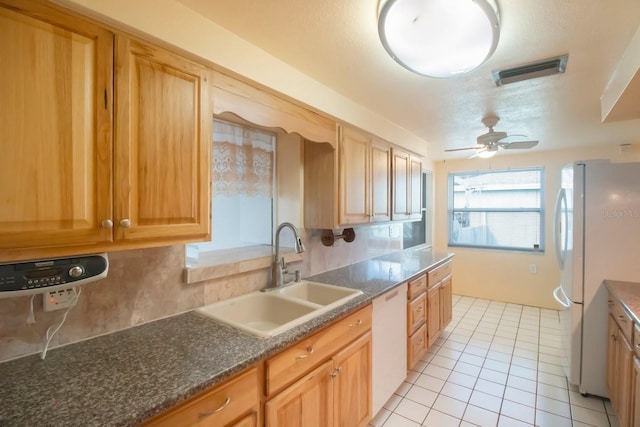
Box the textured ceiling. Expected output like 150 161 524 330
178 0 640 159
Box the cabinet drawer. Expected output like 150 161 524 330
145 367 258 427
610 296 633 343
407 293 426 335
265 305 372 396
407 274 427 300
427 262 451 288
408 323 427 370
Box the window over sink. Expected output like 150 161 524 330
186 119 276 266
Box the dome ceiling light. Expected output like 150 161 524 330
378 0 501 78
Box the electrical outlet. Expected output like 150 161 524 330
529 264 538 274
43 288 77 312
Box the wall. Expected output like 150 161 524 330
433 144 640 309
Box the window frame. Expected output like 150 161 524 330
447 167 545 253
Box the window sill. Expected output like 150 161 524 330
184 246 303 284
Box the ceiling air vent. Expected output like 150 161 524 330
492 54 568 86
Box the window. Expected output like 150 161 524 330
448 167 544 251
403 170 433 249
186 119 276 265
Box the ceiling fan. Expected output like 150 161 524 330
445 115 539 158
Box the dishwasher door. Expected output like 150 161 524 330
372 282 408 416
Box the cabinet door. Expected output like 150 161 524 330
439 277 452 329
634 357 640 427
617 333 634 427
265 360 334 427
607 314 618 399
408 293 426 335
370 140 391 222
0 1 113 254
339 127 369 225
408 323 427 371
391 149 409 220
409 155 423 220
427 285 441 347
115 36 211 243
333 332 372 427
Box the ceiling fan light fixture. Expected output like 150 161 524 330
378 0 500 78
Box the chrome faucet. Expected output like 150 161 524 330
265 222 305 291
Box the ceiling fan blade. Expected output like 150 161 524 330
477 131 507 145
502 140 539 149
444 146 483 152
497 134 527 142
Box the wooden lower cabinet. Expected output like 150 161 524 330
264 360 334 427
333 333 372 427
607 297 635 427
440 277 452 329
266 333 372 427
426 284 441 347
407 274 428 370
144 367 259 427
408 323 427 370
633 357 640 427
265 310 372 427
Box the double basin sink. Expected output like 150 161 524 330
196 281 363 338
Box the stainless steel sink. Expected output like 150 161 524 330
195 281 362 338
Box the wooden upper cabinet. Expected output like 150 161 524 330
391 148 422 221
370 139 392 222
0 1 212 261
305 125 391 229
0 1 114 254
338 126 390 226
409 155 423 219
114 36 211 242
339 127 369 225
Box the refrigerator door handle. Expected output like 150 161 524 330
553 285 571 308
553 188 567 269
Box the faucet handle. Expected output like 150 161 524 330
280 257 286 269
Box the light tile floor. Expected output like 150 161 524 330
370 295 619 427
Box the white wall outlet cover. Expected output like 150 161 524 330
43 288 77 312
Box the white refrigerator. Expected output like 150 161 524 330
552 159 640 397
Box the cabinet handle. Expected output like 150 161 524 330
612 334 617 341
417 306 423 312
295 347 314 360
104 88 107 110
120 219 131 228
618 315 627 322
330 367 343 378
636 343 640 349
384 290 399 301
101 219 113 229
198 396 230 418
349 319 363 327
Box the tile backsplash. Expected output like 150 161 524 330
0 223 403 362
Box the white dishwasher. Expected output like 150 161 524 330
372 282 408 416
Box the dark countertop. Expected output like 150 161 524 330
0 247 453 427
605 280 640 324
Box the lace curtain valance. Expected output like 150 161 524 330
212 120 274 197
